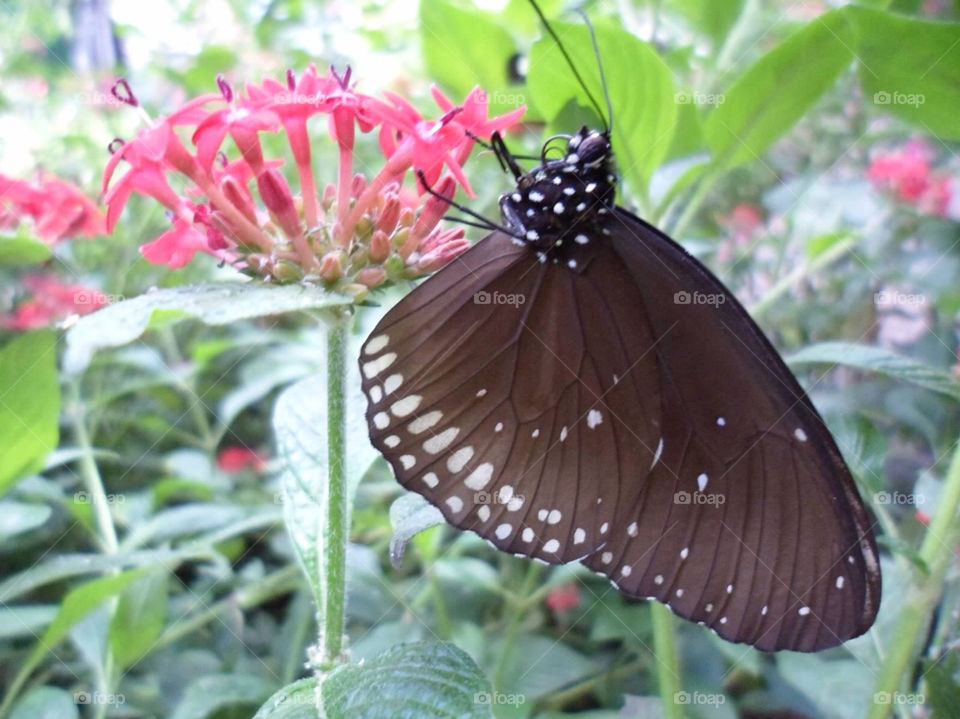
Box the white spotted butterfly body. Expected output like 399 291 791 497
361 116 879 654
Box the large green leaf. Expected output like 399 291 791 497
669 0 746 45
321 641 494 719
63 282 351 375
0 331 60 495
253 678 318 719
9 687 79 719
847 6 960 139
109 569 168 669
528 22 677 191
786 342 960 402
704 8 855 169
420 0 519 113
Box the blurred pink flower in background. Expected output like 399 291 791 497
0 172 104 243
217 446 267 473
0 275 108 330
867 139 954 216
545 582 581 612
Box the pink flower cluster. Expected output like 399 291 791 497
867 140 954 217
0 274 108 331
0 172 104 244
102 68 524 296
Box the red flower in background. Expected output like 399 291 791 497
0 275 108 330
0 173 104 243
546 582 581 612
217 446 266 473
867 139 954 216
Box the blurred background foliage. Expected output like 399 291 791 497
1 0 960 717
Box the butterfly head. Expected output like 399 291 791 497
499 126 617 266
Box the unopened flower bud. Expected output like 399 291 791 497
319 252 343 281
356 267 387 288
410 175 456 245
221 176 258 224
351 173 367 198
370 229 391 262
257 168 302 239
376 196 401 235
398 207 416 228
323 183 337 210
272 259 304 282
416 238 471 272
420 226 465 254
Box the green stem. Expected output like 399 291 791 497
493 562 543 693
668 169 720 241
866 439 960 719
650 602 682 719
749 236 857 318
318 311 350 669
70 383 120 719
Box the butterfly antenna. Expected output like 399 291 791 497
415 171 522 240
577 9 614 134
528 0 610 133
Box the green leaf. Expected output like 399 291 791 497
389 492 445 568
0 228 52 266
63 282 352 375
786 342 960 402
527 22 677 191
109 570 168 668
846 7 960 139
0 501 51 541
253 678 318 719
321 641 494 719
9 687 79 719
704 8 855 169
670 0 746 45
171 674 278 719
0 331 60 495
420 0 519 113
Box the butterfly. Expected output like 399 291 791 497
359 1 880 652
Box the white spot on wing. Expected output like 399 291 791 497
365 334 389 355
697 473 708 492
522 528 535 542
408 411 443 435
495 523 512 540
374 412 390 429
391 395 422 418
369 385 383 403
680 547 689 560
506 496 524 511
627 522 638 537
836 576 845 589
574 234 588 245
651 438 664 469
464 462 494 490
600 522 609 534
621 566 632 577
547 509 562 525
798 606 810 616
384 435 400 448
654 575 664 585
445 496 463 513
363 352 396 378
543 539 560 553
422 472 438 488
476 388 487 398
494 422 504 432
383 374 403 394
601 552 613 564
560 426 568 442
574 528 585 544
477 505 490 522
498 485 514 503
716 416 726 426
447 446 474 473
587 409 603 428
423 427 460 454
399 455 415 470
794 427 808 442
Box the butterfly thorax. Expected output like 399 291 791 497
499 126 616 271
